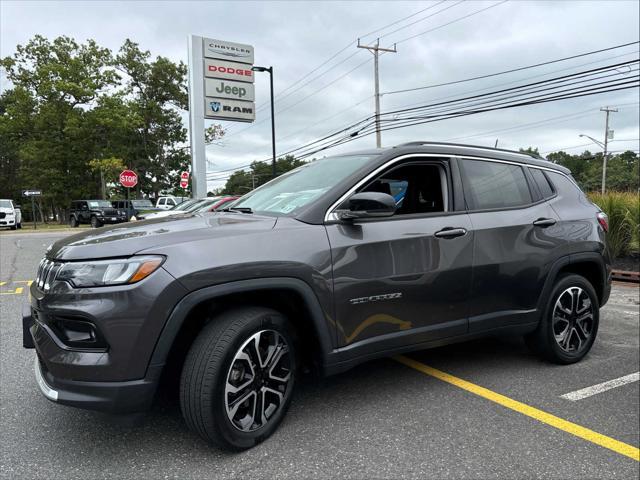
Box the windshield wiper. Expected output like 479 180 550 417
224 206 253 214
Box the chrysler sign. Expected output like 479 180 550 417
203 38 254 65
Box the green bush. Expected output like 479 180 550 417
587 191 639 258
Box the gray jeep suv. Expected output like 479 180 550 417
23 142 611 450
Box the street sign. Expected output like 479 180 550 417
205 78 255 101
203 38 254 64
119 170 138 188
204 58 254 83
22 189 42 197
204 98 255 122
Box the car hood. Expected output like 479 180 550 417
48 212 278 260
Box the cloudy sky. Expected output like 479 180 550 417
2 0 639 189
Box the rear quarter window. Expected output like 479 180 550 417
529 168 555 199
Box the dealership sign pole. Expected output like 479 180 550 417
188 35 255 199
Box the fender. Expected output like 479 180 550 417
536 252 607 313
146 277 335 375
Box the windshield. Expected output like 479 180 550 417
184 199 211 212
0 200 12 209
131 200 153 208
232 155 376 215
88 200 113 208
170 199 198 211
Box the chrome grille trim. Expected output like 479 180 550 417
36 258 60 291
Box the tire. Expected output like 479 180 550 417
180 307 296 450
526 273 599 364
90 216 102 228
69 216 78 228
10 224 17 230
17 223 22 229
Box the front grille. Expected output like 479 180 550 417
0 212 5 219
36 258 62 292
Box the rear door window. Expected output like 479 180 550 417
460 159 532 210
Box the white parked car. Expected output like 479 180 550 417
156 196 188 210
0 199 21 230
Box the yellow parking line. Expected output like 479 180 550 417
0 287 23 295
394 355 640 462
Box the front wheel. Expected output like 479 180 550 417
526 273 599 364
180 307 296 450
90 216 102 228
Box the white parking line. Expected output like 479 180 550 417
561 372 640 401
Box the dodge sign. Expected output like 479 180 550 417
204 58 254 83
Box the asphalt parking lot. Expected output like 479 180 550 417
1 231 638 479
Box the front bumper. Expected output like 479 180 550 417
0 217 16 226
22 266 188 413
33 354 161 413
24 306 162 413
97 215 127 224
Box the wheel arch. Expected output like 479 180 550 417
147 278 335 380
538 253 609 313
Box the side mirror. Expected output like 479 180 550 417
337 192 396 220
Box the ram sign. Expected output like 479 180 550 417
204 98 255 122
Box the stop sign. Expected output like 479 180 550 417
180 171 189 189
119 170 138 188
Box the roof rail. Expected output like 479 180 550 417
394 141 545 160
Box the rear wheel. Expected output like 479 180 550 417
90 216 102 228
526 274 599 364
180 307 296 450
69 216 78 228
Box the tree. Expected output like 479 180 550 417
89 157 125 199
1 35 119 218
221 155 306 195
1 35 225 220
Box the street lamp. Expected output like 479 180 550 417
252 66 276 179
579 134 608 193
579 134 605 149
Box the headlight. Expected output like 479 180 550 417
7 212 14 216
56 256 164 287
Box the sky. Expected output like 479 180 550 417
2 0 639 190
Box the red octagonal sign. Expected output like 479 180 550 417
119 170 138 188
180 171 189 189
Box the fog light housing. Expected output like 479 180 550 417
51 317 108 350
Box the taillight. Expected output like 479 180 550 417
596 212 609 232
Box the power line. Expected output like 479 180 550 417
390 0 510 46
382 40 640 96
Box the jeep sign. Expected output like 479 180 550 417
204 98 255 122
204 58 254 83
205 78 255 101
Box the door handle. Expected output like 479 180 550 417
435 227 467 239
533 218 557 227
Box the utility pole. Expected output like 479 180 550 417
357 38 397 148
600 106 618 194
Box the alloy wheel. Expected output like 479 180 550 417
224 329 292 432
552 286 594 353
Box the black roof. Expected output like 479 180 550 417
343 141 571 174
